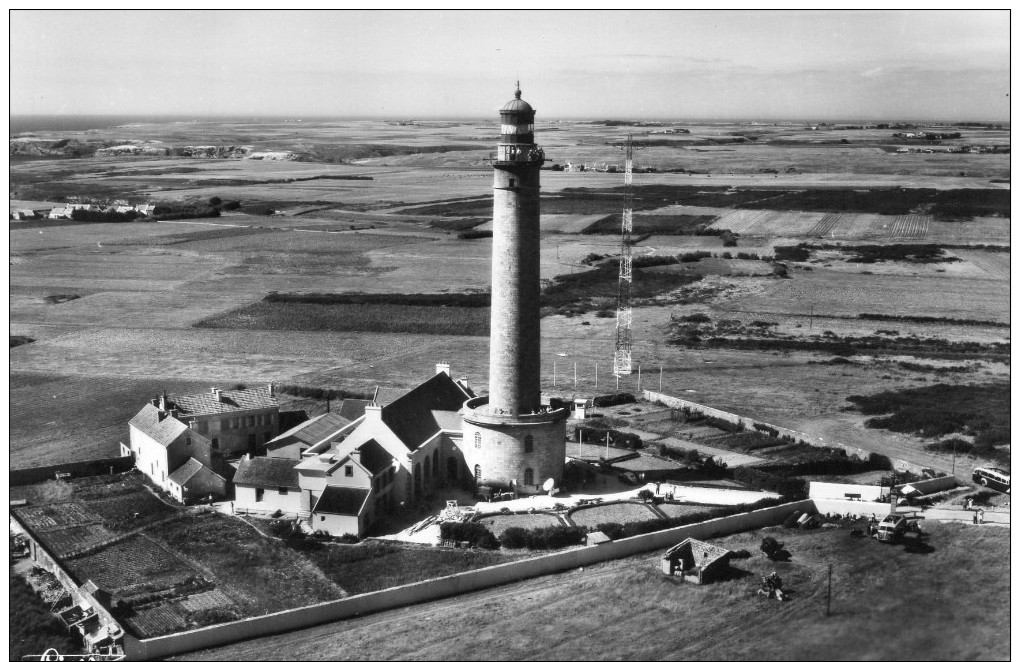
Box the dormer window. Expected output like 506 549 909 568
345 466 353 477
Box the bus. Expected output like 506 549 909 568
972 466 1010 493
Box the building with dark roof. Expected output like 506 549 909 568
312 486 372 537
160 385 281 456
233 456 302 515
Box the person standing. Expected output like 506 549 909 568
977 509 985 525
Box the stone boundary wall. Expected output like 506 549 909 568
809 481 888 502
642 390 881 463
124 500 813 660
10 456 135 486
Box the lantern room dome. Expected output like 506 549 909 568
501 86 535 116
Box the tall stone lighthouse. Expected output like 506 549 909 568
461 84 568 494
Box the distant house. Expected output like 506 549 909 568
265 411 356 460
134 203 156 216
124 394 228 503
661 538 732 583
49 205 73 219
233 456 302 515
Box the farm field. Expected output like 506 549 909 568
9 117 1009 537
173 521 1009 661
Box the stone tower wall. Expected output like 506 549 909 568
488 164 542 416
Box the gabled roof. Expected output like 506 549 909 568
666 538 731 567
267 411 352 448
130 403 198 447
170 386 278 417
168 458 221 487
337 399 373 421
312 486 371 517
381 372 471 451
233 456 300 489
356 439 393 475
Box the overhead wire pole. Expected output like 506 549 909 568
614 134 634 377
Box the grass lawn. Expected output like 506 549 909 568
173 521 1010 661
291 540 509 595
567 501 661 528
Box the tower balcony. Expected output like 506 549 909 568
462 396 567 427
491 144 545 167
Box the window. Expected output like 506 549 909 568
279 488 288 495
321 516 326 522
474 432 481 449
509 178 515 188
524 435 534 453
211 438 219 449
247 416 255 427
186 437 192 446
524 468 534 486
345 466 354 477
255 488 264 502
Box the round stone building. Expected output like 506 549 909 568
461 85 568 494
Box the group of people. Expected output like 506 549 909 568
758 572 786 601
964 498 986 524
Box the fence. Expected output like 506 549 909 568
10 456 135 486
642 390 886 464
809 481 889 502
124 499 811 659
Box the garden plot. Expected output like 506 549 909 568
807 213 843 237
476 513 566 536
748 210 827 237
567 501 660 528
88 491 178 532
17 502 102 530
179 589 236 613
66 534 200 592
38 525 116 557
124 602 191 639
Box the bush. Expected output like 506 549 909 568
497 525 585 550
591 392 637 407
457 230 493 240
596 522 625 540
440 521 499 549
733 466 807 498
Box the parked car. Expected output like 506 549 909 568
875 514 908 543
972 467 1010 494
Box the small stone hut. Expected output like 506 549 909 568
661 538 731 584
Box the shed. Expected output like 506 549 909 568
660 538 731 584
585 531 611 546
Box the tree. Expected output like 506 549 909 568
209 196 222 207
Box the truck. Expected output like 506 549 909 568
875 514 908 543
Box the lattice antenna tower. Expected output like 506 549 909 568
613 135 634 376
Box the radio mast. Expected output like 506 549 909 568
613 135 634 376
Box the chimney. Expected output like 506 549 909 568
151 398 159 407
268 382 275 397
364 404 382 422
436 362 451 377
157 411 167 422
211 388 223 403
159 390 169 411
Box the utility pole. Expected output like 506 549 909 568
637 364 642 392
595 362 598 388
826 563 833 616
659 365 663 391
553 360 557 387
809 304 814 331
574 362 577 388
952 436 957 475
606 431 610 460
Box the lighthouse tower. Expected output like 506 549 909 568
461 84 568 494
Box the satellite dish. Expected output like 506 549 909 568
543 477 555 491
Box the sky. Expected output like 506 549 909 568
9 9 1011 121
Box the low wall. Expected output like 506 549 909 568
812 498 895 519
922 508 1010 525
809 481 888 502
125 499 812 660
643 390 879 462
10 457 135 486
